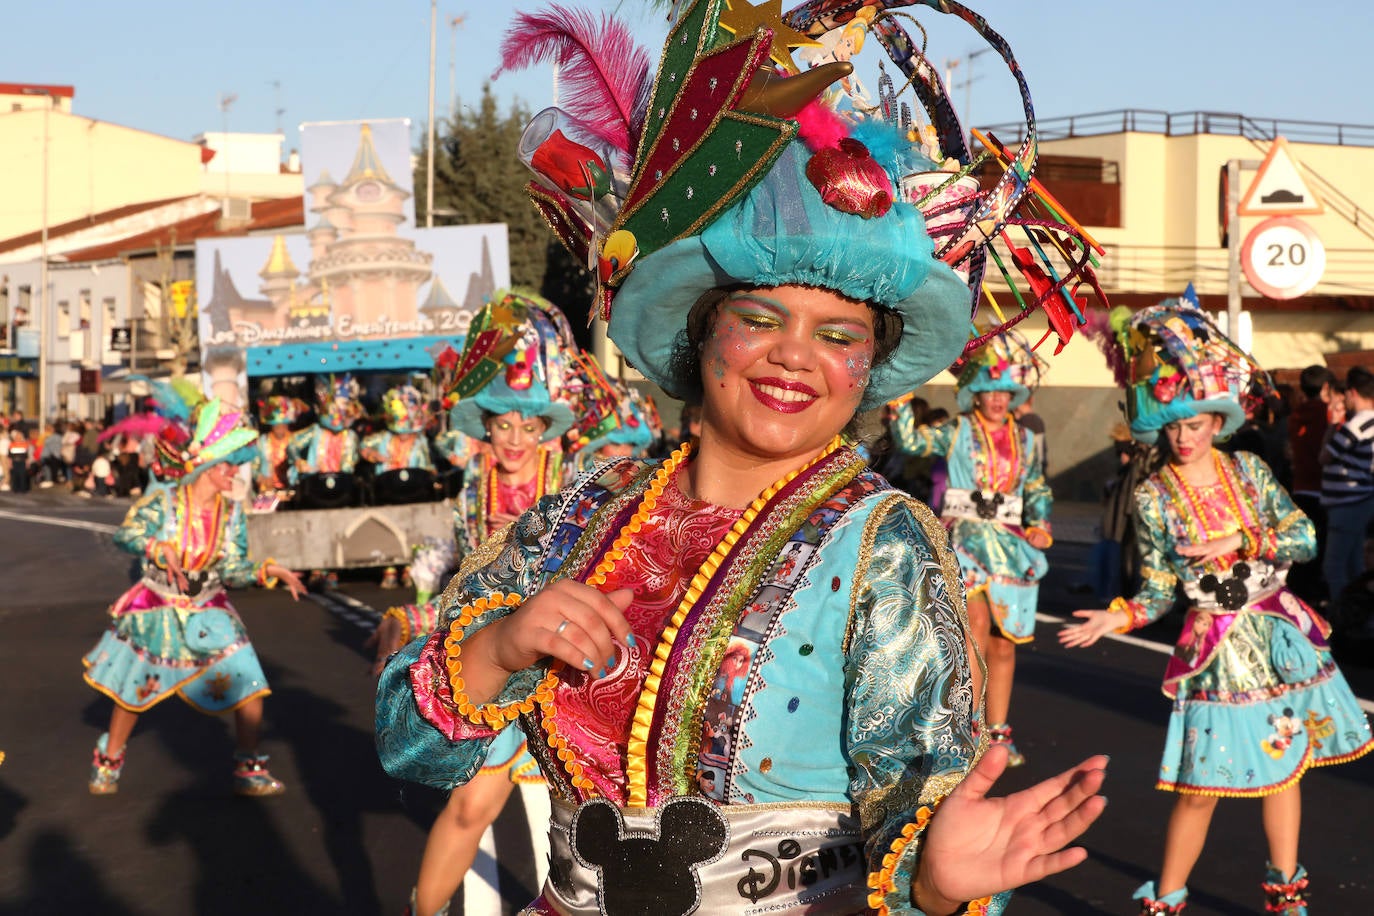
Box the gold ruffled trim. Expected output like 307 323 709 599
866 803 937 913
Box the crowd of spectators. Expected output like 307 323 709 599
0 413 148 498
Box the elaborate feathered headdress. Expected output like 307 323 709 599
498 0 1106 407
151 397 259 482
315 374 363 431
1090 286 1272 443
563 350 624 455
955 328 1046 412
258 395 305 427
380 385 430 435
444 290 578 443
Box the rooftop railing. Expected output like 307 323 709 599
980 110 1374 148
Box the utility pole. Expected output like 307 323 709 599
961 47 990 146
22 87 54 422
1226 158 1242 338
426 0 438 228
449 15 465 118
270 80 285 135
219 92 237 204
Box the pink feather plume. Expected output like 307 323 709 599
494 5 652 162
793 98 849 151
1081 307 1131 387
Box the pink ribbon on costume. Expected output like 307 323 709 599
1162 589 1331 698
110 583 231 616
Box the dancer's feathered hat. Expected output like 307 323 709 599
380 385 430 436
1091 287 1271 443
257 395 304 428
133 376 257 482
445 290 576 443
149 394 258 483
497 1 1106 409
316 375 363 432
955 329 1046 412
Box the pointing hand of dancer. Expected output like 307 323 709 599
156 540 190 593
264 565 306 600
913 744 1109 914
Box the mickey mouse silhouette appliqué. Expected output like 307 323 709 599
570 796 729 915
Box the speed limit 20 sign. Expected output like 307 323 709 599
1241 216 1326 300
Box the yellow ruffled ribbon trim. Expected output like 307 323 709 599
442 592 551 730
537 443 688 795
867 804 936 913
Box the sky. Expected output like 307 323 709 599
8 0 1373 152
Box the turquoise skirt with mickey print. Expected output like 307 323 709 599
1157 613 1373 796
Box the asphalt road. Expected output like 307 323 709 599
1 491 1372 915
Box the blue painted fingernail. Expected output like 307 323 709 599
606 655 617 669
626 633 637 649
582 658 595 670
595 667 607 678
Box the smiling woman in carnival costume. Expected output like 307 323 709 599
1060 298 1374 916
378 292 580 916
891 330 1051 766
376 1 1109 913
84 394 305 796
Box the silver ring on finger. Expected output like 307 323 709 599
554 619 571 636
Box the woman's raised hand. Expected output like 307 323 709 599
485 581 636 681
912 744 1109 914
1057 608 1129 648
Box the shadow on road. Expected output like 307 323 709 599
0 830 149 916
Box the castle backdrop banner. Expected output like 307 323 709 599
196 118 510 402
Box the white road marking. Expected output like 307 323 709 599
0 508 118 534
1037 611 1374 715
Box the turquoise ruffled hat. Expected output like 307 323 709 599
607 142 970 410
585 395 654 454
450 376 574 443
954 332 1040 412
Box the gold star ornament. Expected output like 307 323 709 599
717 0 820 75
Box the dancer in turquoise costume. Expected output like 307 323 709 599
364 385 435 589
890 331 1051 767
293 374 362 476
380 292 578 916
252 394 303 494
1061 299 1374 916
83 396 305 796
362 385 435 473
375 1 1113 912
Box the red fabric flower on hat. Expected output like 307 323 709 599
1152 369 1185 404
804 139 893 219
530 129 611 201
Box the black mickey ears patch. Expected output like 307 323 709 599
571 796 729 916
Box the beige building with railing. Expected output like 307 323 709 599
917 111 1374 499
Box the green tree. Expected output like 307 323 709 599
416 84 595 339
